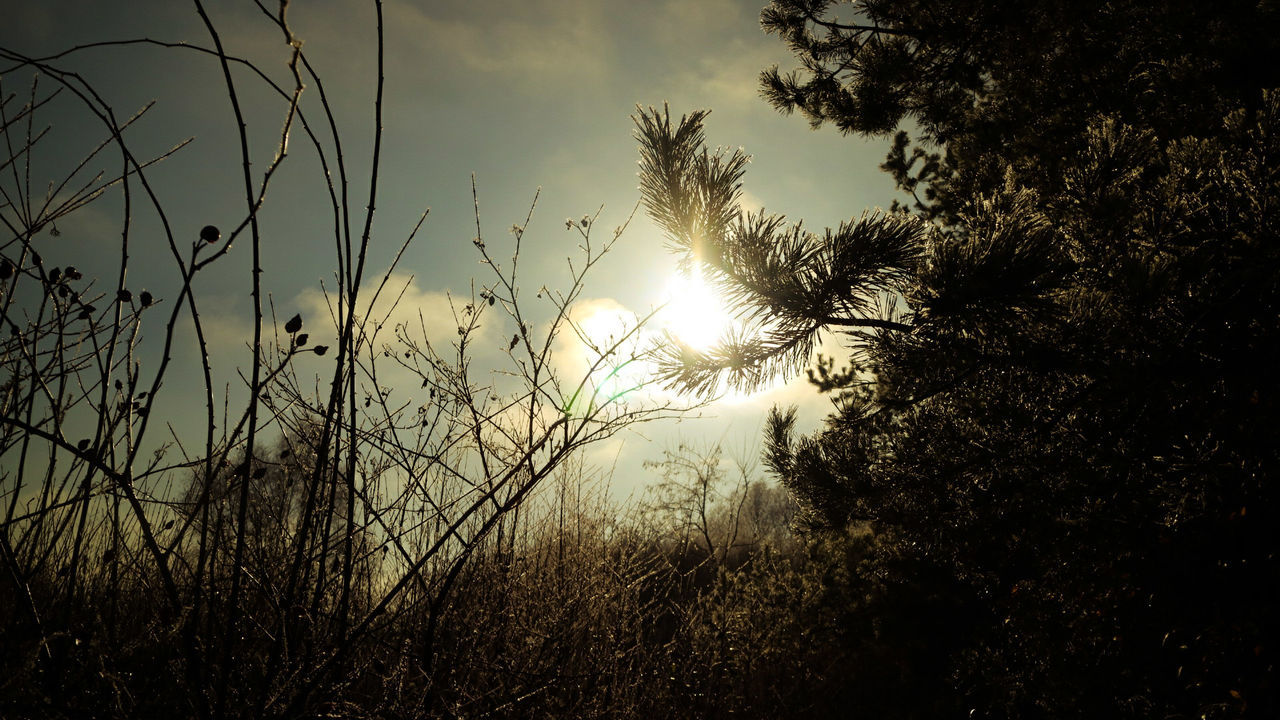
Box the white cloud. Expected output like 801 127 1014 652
294 271 501 353
545 296 663 413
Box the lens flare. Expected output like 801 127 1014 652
566 302 653 412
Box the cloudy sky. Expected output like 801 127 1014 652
2 0 897 496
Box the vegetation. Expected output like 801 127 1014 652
0 5 838 719
4 0 1278 718
634 0 1280 717
0 4 699 717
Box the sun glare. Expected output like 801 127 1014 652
568 301 654 410
564 272 791 408
564 269 751 409
661 266 736 351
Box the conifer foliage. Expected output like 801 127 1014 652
635 107 925 397
637 1 1280 716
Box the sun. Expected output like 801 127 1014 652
660 266 736 351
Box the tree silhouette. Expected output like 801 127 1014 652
635 2 1280 716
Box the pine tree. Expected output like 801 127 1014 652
635 1 1280 715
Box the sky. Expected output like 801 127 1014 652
1 0 898 498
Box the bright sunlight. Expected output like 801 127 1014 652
659 265 736 350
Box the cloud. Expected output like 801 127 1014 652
738 188 766 214
285 272 508 424
652 0 752 48
546 296 661 412
294 271 501 353
388 0 615 90
632 0 779 111
678 39 774 108
196 305 259 355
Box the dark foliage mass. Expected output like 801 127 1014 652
5 1 1280 718
634 0 1280 717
